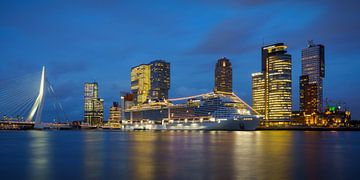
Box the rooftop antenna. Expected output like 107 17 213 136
308 40 314 47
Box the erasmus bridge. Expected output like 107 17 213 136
0 66 68 129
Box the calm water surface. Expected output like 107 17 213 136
0 130 359 180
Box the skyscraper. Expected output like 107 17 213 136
252 72 265 116
84 82 104 126
300 41 325 114
252 43 292 122
131 64 151 104
149 60 170 101
214 57 232 94
131 60 170 104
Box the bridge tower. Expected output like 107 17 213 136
26 66 45 125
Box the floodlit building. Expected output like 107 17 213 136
251 72 265 116
131 64 151 104
108 101 121 124
84 82 104 126
131 60 170 104
214 57 232 94
252 43 292 123
321 105 351 127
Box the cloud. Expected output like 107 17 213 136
190 0 360 55
49 62 89 78
184 0 281 7
189 17 264 55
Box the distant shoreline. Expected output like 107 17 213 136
257 127 360 131
2 128 360 131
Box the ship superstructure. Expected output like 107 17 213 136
123 93 260 130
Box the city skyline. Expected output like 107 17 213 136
0 0 359 120
1 1 360 180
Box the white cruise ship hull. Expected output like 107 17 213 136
165 118 259 131
123 118 259 131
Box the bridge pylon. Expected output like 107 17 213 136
26 66 45 124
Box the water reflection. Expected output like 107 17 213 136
1 131 360 179
82 131 105 179
297 131 348 179
128 132 156 179
27 131 52 180
254 131 294 179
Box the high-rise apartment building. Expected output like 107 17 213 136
84 82 104 125
300 41 325 114
214 57 232 94
131 60 170 104
131 64 151 104
252 43 292 121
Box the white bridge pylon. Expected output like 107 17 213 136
26 66 45 122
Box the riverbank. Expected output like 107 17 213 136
257 126 360 131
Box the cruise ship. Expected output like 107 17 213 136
123 93 260 131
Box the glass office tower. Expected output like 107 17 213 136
300 41 325 114
252 43 292 122
252 72 265 116
149 60 170 101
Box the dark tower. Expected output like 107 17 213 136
300 41 325 114
214 57 232 94
149 60 170 101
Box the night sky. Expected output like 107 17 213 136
0 0 359 120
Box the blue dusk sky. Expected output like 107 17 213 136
0 0 359 120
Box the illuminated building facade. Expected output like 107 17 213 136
300 75 318 114
300 41 325 114
131 60 170 104
84 82 104 125
322 106 351 127
251 72 265 116
108 101 121 124
131 64 151 104
253 43 292 122
214 57 232 94
149 60 170 101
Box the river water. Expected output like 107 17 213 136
0 130 359 179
